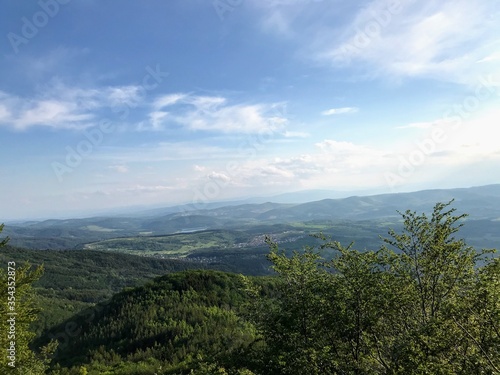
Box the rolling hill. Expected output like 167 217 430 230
3 184 500 251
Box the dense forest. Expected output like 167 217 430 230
0 246 238 337
1 202 500 374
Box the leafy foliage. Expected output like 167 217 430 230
0 224 56 374
245 201 500 374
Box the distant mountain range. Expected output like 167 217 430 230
3 184 500 250
256 184 500 221
133 184 500 222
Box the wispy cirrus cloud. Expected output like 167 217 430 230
250 0 342 37
254 0 500 85
0 91 94 130
321 0 500 84
321 107 358 116
140 93 288 134
152 93 188 110
0 84 145 130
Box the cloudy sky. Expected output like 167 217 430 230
1 0 499 220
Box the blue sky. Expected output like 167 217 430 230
1 0 499 220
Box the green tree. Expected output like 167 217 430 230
449 255 500 374
321 239 397 374
0 223 9 247
0 224 56 374
251 202 500 375
257 238 334 374
377 201 491 374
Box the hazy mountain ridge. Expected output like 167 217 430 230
259 185 500 221
3 185 500 250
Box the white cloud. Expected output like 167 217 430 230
0 84 147 130
0 103 11 122
142 93 288 134
188 95 227 110
184 114 500 194
15 100 94 130
441 107 500 156
194 165 207 172
396 121 439 130
283 130 310 138
148 111 169 130
381 106 500 189
0 86 290 135
208 172 231 182
322 0 500 84
108 165 129 173
153 93 187 110
321 107 358 116
194 138 389 192
477 52 500 64
0 92 96 130
251 0 340 38
108 86 144 107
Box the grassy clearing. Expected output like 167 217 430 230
83 230 242 256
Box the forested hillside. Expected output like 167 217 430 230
36 270 274 374
0 246 241 336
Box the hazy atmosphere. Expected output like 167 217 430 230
1 0 499 220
